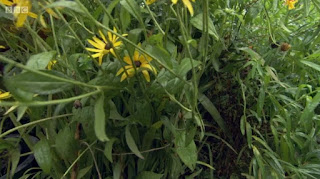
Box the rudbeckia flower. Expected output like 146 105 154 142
86 27 127 65
0 91 11 101
285 0 298 10
116 48 157 82
172 0 196 16
146 0 156 5
0 0 38 27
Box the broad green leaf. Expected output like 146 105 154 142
34 139 52 174
136 171 163 179
5 71 73 95
175 131 197 171
120 0 141 21
55 127 77 162
94 94 109 142
178 58 202 77
25 51 56 70
191 13 219 40
301 60 320 72
125 125 144 159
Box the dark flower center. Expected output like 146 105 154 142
105 43 112 50
134 61 141 67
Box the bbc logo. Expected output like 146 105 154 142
5 6 28 13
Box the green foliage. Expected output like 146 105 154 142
0 0 320 178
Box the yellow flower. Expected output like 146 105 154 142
285 0 298 10
0 0 38 27
0 91 11 101
47 60 57 70
172 0 196 16
86 27 127 65
146 0 156 5
116 48 157 82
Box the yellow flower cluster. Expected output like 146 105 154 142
285 0 298 10
86 29 157 82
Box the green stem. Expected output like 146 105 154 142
142 0 165 35
0 114 73 138
0 90 100 107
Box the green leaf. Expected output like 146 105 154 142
77 166 92 179
34 139 52 174
300 91 320 131
44 1 85 14
120 6 131 30
17 106 28 122
120 0 141 21
5 71 73 95
246 123 252 148
55 127 77 162
175 131 197 171
104 138 117 163
125 125 144 159
136 171 163 179
25 51 56 70
301 60 320 72
198 94 230 137
113 162 122 179
10 148 20 178
94 94 109 142
178 58 202 77
190 13 219 40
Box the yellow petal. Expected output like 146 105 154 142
86 48 102 53
182 0 194 16
123 56 132 65
110 48 116 57
15 13 28 27
88 39 102 49
120 73 128 82
142 70 150 82
134 50 140 61
92 53 102 58
0 45 5 49
45 8 59 18
0 0 14 6
141 64 157 74
98 54 103 65
99 30 108 44
0 92 11 100
93 37 106 48
172 0 178 4
27 12 38 19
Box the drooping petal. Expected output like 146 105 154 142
142 70 150 82
92 53 102 58
110 48 116 57
182 0 194 16
141 63 157 74
86 48 102 53
120 73 128 82
27 12 38 19
98 54 103 65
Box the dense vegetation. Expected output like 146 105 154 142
1 0 320 178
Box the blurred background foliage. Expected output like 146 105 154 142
0 0 320 178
